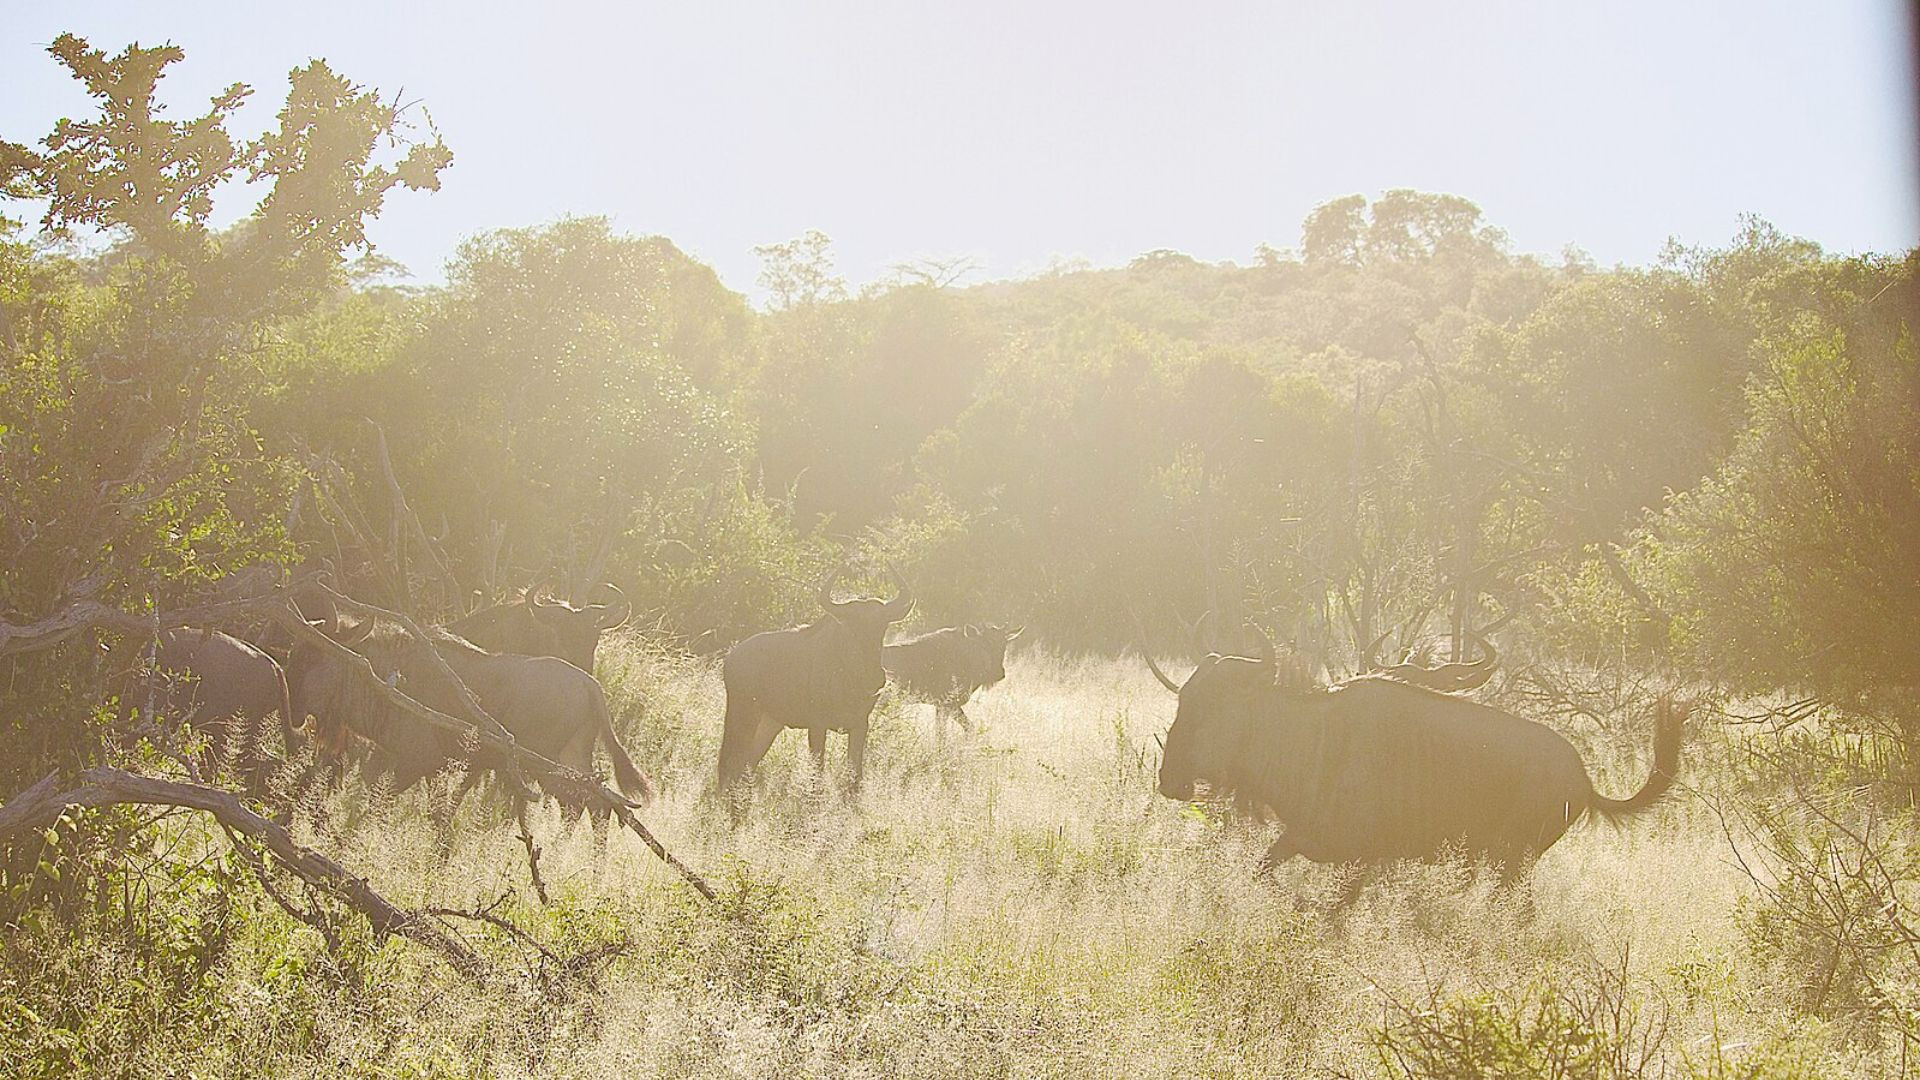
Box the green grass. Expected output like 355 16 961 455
0 639 1892 1077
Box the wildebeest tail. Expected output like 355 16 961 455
1589 698 1684 820
594 682 656 805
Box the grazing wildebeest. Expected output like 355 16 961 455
140 628 298 782
446 582 629 673
718 572 912 801
883 623 1023 742
287 608 653 825
1146 636 1680 875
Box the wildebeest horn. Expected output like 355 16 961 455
1140 645 1181 694
1247 624 1276 669
1468 631 1497 667
593 582 630 630
530 579 562 608
1371 631 1500 692
1006 624 1025 641
1126 605 1183 695
1194 609 1219 652
1436 632 1498 690
1362 627 1396 672
881 565 913 620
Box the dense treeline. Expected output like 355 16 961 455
3 35 1920 1076
2 38 1917 775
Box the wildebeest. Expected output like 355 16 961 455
1149 637 1680 874
287 606 653 824
883 623 1023 741
446 582 629 673
718 571 912 800
137 628 298 784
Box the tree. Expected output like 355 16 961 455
0 34 448 785
1302 194 1367 267
754 228 847 309
1646 254 1920 710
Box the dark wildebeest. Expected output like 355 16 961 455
883 623 1023 742
287 608 653 827
446 582 629 674
718 572 912 801
1146 637 1680 877
139 628 298 784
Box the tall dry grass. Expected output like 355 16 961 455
0 639 1879 1077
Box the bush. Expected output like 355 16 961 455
1366 966 1663 1080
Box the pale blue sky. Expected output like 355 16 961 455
5 1 1915 299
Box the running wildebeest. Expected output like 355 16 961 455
287 603 653 827
446 582 629 673
718 571 913 802
883 623 1023 742
1145 635 1680 875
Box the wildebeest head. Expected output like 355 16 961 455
521 582 630 670
818 569 914 646
285 595 377 761
1156 633 1278 802
442 581 629 672
964 623 1024 686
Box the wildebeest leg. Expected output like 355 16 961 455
234 713 268 795
280 712 309 761
289 755 337 831
718 702 782 790
847 719 868 793
427 772 459 860
719 711 786 825
808 724 828 774
450 766 488 824
1332 862 1370 909
1258 833 1299 877
590 805 611 862
934 704 969 744
1492 854 1538 921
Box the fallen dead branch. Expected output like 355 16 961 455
0 768 485 978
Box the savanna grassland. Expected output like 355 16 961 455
3 31 1919 1080
3 642 1833 1078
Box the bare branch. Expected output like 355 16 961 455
0 767 485 978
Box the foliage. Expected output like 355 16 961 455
0 35 447 788
1368 975 1662 1080
1731 736 1920 1053
1644 257 1920 708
